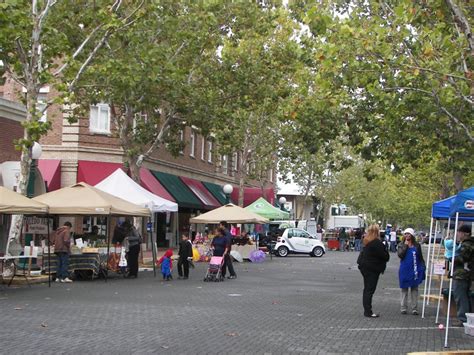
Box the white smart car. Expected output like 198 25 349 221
274 228 326 257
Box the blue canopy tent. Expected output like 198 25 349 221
444 186 474 347
450 187 474 217
423 195 457 320
432 195 456 219
432 193 474 220
423 194 474 321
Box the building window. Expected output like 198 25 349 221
190 131 196 157
221 155 228 175
201 137 206 160
90 103 111 133
207 140 213 163
37 94 47 123
232 152 238 171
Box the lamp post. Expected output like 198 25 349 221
279 196 287 211
223 184 233 204
27 142 42 197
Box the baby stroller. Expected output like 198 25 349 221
203 256 225 282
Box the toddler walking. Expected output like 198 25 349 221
157 249 173 281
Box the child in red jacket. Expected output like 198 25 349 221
157 249 173 280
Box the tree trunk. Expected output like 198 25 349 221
6 91 37 256
297 172 313 220
440 176 451 199
128 155 141 185
453 170 464 193
238 173 245 207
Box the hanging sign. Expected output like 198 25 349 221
433 262 445 275
24 217 53 234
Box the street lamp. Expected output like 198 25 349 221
279 196 287 211
223 184 233 204
27 142 42 197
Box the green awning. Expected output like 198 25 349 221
245 197 290 220
151 171 202 209
202 182 228 205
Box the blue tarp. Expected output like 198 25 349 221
450 186 474 217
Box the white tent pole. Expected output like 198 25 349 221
435 270 444 324
435 219 450 324
422 217 435 318
427 220 440 303
444 213 459 348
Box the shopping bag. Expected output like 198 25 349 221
119 248 127 267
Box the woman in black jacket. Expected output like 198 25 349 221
357 224 390 318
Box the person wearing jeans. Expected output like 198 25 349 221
354 228 363 252
53 221 72 283
339 228 347 252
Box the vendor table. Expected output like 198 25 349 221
232 245 257 260
43 253 106 280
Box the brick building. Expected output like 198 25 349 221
1 79 276 247
0 97 25 163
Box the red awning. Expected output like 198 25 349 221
77 160 126 185
180 176 220 209
231 187 275 207
37 159 61 191
139 168 176 202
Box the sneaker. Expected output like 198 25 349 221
364 313 380 318
227 275 237 279
183 277 188 280
401 310 407 315
61 277 73 283
55 278 61 283
412 310 419 315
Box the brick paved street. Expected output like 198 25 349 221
1 250 473 354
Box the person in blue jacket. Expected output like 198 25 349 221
397 228 425 315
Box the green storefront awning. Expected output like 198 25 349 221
202 182 228 205
151 171 203 209
245 197 290 220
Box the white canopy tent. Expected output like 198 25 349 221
95 168 177 212
95 169 177 277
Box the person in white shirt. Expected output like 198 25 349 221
390 230 397 253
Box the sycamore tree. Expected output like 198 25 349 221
0 1 143 255
211 4 302 206
0 0 144 193
67 2 231 183
292 0 473 193
322 160 443 229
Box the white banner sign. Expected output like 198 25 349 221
24 217 53 234
433 262 445 275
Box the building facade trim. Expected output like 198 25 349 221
0 98 26 122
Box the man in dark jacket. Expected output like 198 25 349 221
178 234 193 279
220 221 237 279
452 224 474 326
53 221 72 283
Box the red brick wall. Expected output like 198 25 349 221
0 78 274 189
0 117 23 163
